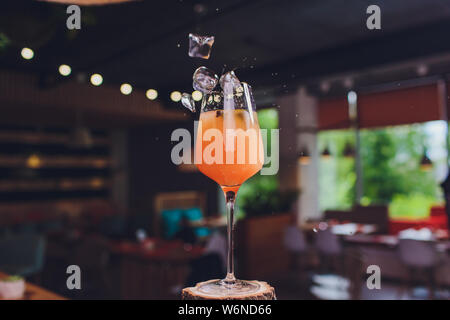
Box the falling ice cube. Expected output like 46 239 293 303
192 66 219 94
188 33 215 59
220 71 243 96
219 71 240 89
181 93 196 112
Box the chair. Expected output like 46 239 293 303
315 228 342 256
310 248 364 300
397 238 440 299
315 228 343 273
0 234 45 278
283 225 308 273
71 235 112 298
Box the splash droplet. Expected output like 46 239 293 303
181 93 196 112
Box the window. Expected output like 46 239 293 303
318 121 446 219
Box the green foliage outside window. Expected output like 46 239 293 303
319 123 444 219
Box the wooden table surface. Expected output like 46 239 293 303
343 233 450 252
301 221 378 236
0 272 65 300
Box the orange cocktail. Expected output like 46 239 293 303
193 83 263 295
195 108 264 193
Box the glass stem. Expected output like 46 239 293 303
224 190 236 284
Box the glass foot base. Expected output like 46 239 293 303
197 279 261 297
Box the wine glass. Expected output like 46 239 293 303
195 82 264 296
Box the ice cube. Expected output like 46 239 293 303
188 33 214 59
219 71 242 89
219 71 243 97
181 93 196 112
192 66 219 94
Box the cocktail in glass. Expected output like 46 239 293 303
195 83 264 296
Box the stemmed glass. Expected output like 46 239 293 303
195 82 264 296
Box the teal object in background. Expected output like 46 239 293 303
161 207 211 239
184 207 211 237
161 209 183 239
195 227 211 237
184 207 203 221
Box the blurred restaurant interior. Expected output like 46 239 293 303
1 0 450 300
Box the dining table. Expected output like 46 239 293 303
342 229 450 287
343 230 450 251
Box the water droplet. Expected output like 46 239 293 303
181 93 196 112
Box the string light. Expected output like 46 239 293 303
321 146 331 160
298 147 310 165
192 90 203 101
58 64 72 76
19 54 165 97
21 47 34 60
120 83 133 95
90 73 103 86
170 91 182 102
420 149 432 171
146 89 158 100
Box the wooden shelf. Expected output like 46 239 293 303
0 177 110 192
0 155 110 168
0 131 110 146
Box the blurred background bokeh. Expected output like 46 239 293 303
0 0 450 300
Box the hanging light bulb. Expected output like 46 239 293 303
21 47 34 60
146 89 158 100
58 64 72 76
120 83 133 95
343 143 355 158
298 147 310 165
420 149 432 171
90 73 103 86
170 91 182 102
321 146 331 160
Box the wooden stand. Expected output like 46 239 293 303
181 279 276 300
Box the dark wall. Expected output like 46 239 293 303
127 120 218 222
